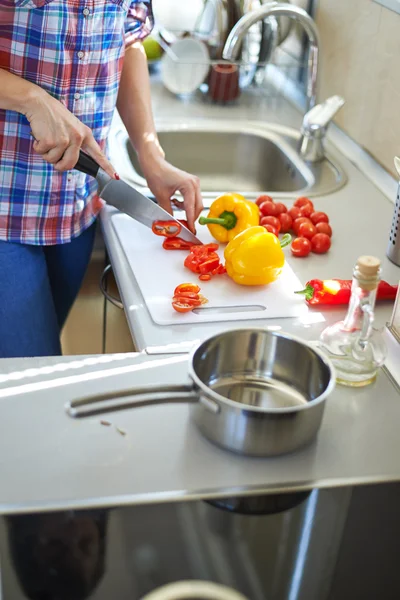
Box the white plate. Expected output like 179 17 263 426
161 38 210 95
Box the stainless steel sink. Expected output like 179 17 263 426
109 120 346 204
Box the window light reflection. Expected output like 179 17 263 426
0 355 187 399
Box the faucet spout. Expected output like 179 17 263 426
222 2 320 112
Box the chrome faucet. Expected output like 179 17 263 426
222 2 320 112
299 95 345 162
222 2 345 162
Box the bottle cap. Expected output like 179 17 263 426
357 256 381 277
356 256 381 290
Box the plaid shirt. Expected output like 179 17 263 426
0 0 153 245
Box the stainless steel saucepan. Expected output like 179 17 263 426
66 329 335 457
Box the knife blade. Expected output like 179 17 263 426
74 150 202 245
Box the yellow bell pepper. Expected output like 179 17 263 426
199 193 260 243
224 226 291 286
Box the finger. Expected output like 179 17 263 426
194 184 204 222
171 197 184 209
82 136 116 179
33 138 56 155
181 185 196 232
54 144 80 172
157 195 173 216
42 143 69 165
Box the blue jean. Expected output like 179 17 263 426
0 222 96 358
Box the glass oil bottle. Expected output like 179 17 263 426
319 256 387 387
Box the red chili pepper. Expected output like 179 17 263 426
162 237 193 250
199 274 211 282
152 220 181 238
296 278 398 306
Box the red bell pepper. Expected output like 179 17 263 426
296 278 398 306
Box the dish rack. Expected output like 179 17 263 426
154 34 308 108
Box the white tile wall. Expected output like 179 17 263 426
316 0 400 178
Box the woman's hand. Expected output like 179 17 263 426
24 87 115 178
139 154 203 233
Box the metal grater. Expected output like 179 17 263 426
387 156 400 267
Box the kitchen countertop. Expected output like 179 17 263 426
0 349 399 515
0 79 399 515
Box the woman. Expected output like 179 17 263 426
0 0 203 358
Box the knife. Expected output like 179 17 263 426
74 150 202 245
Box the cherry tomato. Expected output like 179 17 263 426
311 233 331 254
294 197 314 210
315 222 332 237
274 202 287 215
298 203 314 218
174 283 201 295
172 300 194 313
256 194 274 207
298 221 317 240
263 224 279 236
260 215 281 232
310 211 329 225
292 217 312 235
291 237 312 257
259 201 279 217
288 206 302 221
278 212 293 233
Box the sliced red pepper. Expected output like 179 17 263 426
212 264 227 275
152 220 181 238
199 257 220 274
163 237 193 250
217 264 226 274
199 274 211 282
191 243 219 254
184 254 200 273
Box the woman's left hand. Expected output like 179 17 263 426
139 154 203 233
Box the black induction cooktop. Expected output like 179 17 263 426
0 481 399 599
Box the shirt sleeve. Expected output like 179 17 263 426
125 0 154 47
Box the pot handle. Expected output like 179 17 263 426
66 383 219 419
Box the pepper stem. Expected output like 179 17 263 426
199 211 237 230
279 233 292 249
295 284 315 301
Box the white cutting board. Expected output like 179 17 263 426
113 213 308 325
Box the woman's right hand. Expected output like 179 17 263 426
24 87 116 178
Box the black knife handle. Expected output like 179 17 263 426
74 150 99 178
